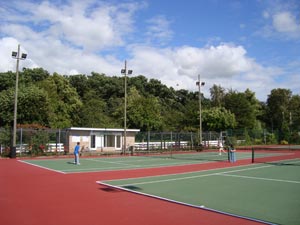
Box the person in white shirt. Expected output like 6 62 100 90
218 140 226 155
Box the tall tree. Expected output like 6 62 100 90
38 73 82 128
0 71 15 92
266 88 292 131
22 68 50 83
224 90 257 129
289 95 300 131
202 107 236 131
18 85 50 125
78 90 119 128
127 87 162 131
210 84 225 107
68 74 89 99
0 85 49 126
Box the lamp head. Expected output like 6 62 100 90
21 53 27 59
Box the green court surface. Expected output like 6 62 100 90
20 151 283 174
21 151 280 173
99 159 300 225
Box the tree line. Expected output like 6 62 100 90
0 68 299 144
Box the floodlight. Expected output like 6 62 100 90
10 44 27 158
21 53 27 59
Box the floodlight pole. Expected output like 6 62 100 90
196 74 205 146
11 44 27 158
121 60 132 155
13 44 21 149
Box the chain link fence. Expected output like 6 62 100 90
1 127 299 157
0 128 68 156
134 129 300 152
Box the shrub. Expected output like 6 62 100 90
280 140 289 145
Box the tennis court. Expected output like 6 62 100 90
98 158 300 225
4 147 300 225
20 150 286 174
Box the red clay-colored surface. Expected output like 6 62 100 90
1 151 299 225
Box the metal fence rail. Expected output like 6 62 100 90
0 127 299 156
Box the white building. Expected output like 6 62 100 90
65 127 140 153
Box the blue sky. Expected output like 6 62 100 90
0 0 299 101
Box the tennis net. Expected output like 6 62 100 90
249 145 300 165
134 148 229 162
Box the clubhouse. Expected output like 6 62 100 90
65 127 140 153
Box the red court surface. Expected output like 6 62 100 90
1 153 298 225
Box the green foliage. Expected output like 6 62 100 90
127 87 163 131
266 133 277 144
18 85 50 125
289 95 300 131
0 127 11 155
38 73 82 128
266 88 292 131
243 129 252 145
78 90 118 127
0 88 14 124
280 140 289 145
66 74 89 98
224 90 259 129
253 138 263 145
202 107 236 131
0 71 15 91
210 84 225 107
29 130 49 156
0 68 299 145
22 68 50 83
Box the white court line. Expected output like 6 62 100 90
217 173 300 184
112 164 275 187
85 158 137 167
97 181 275 225
61 160 210 173
19 160 66 174
81 156 224 170
112 160 300 186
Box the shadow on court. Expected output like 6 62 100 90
99 187 123 192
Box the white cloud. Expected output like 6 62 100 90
0 0 143 75
128 43 284 100
272 11 300 33
0 0 298 102
1 0 142 51
260 5 300 39
0 37 36 72
145 15 173 44
263 11 270 19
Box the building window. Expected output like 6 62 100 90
104 135 114 147
103 135 122 149
116 135 121 148
91 135 96 148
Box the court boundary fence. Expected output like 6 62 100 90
1 127 299 157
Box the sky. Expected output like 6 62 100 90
0 0 299 101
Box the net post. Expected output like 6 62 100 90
251 147 254 163
227 147 230 162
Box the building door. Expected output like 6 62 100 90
116 135 121 150
96 135 103 149
90 134 103 150
90 135 96 150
